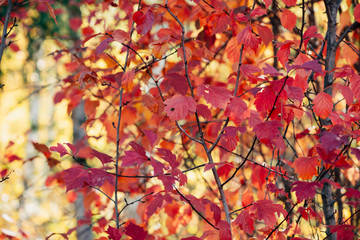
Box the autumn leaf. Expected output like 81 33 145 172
91 149 113 166
253 121 282 143
256 25 274 46
198 84 232 109
133 10 155 35
303 26 324 50
163 73 189 95
164 95 197 121
280 9 297 30
157 148 179 168
122 141 148 167
106 226 123 240
237 26 261 52
282 0 297 7
328 225 355 240
121 69 135 88
125 222 148 240
50 143 69 157
217 220 232 240
313 92 333 119
69 17 82 31
291 181 321 202
89 168 114 187
112 29 130 43
32 141 51 158
233 209 255 235
354 4 360 23
276 40 294 66
196 104 212 120
63 167 90 192
96 37 113 55
40 1 57 25
225 97 248 125
250 200 287 226
292 157 320 180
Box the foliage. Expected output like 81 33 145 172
1 0 360 239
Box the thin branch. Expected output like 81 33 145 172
0 0 13 66
114 0 141 228
265 203 297 239
175 187 219 230
118 192 153 218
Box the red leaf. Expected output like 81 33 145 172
208 12 230 35
282 0 297 7
250 200 287 226
287 60 323 73
253 121 282 142
291 181 321 202
264 0 272 8
91 149 113 166
96 37 113 55
198 84 232 109
63 167 90 192
143 130 157 147
218 220 232 240
150 158 165 175
122 142 148 167
69 17 82 31
334 84 353 105
158 175 176 192
65 143 77 154
197 104 212 120
32 141 51 158
276 40 294 66
292 157 320 180
233 209 255 234
263 63 283 77
237 26 261 52
164 95 197 121
50 143 69 157
303 26 324 50
280 9 297 30
157 148 179 168
106 226 123 240
256 25 274 46
328 225 355 240
121 69 135 87
345 188 360 198
350 74 360 100
254 87 276 114
146 193 165 217
225 97 248 125
163 73 189 95
112 29 130 43
313 92 333 119
354 4 360 23
320 131 348 151
210 203 221 225
89 168 115 187
125 222 148 240
133 10 155 35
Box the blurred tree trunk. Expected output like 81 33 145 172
68 2 93 239
72 101 92 240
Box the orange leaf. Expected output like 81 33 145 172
41 1 57 25
280 9 296 30
292 157 320 180
313 92 332 119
